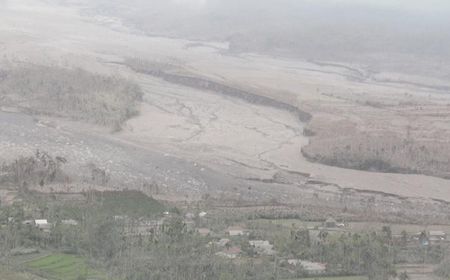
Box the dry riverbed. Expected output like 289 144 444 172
0 0 449 217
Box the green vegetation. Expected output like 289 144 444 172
26 254 107 280
292 277 368 280
0 265 41 280
93 190 166 218
18 190 165 222
1 196 448 280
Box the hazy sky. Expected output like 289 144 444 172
169 0 450 13
311 0 450 12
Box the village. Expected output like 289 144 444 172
1 190 449 280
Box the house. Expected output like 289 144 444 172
249 240 275 255
227 226 248 236
429 231 446 242
35 219 48 226
61 219 78 226
287 259 327 275
35 219 52 232
185 212 196 220
216 246 241 259
198 228 211 237
114 215 128 221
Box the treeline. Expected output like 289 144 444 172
0 65 143 129
302 125 450 179
0 150 67 190
273 226 448 280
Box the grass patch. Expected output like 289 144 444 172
23 190 166 221
26 254 107 280
288 276 368 280
0 265 42 280
250 219 322 228
94 190 166 218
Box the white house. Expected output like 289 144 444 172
429 230 446 242
35 219 48 226
227 226 248 236
35 219 52 232
61 219 79 226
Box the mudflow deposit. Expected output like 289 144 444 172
1 0 450 223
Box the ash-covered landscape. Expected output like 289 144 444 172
0 0 450 279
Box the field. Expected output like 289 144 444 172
291 277 368 280
94 190 166 218
26 254 107 280
0 265 43 280
20 190 167 222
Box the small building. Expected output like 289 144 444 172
287 259 327 275
429 231 446 242
61 219 78 226
198 212 207 218
227 226 248 236
114 215 128 221
185 212 196 220
35 219 48 226
216 246 241 259
198 228 211 237
249 240 275 255
35 219 52 232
